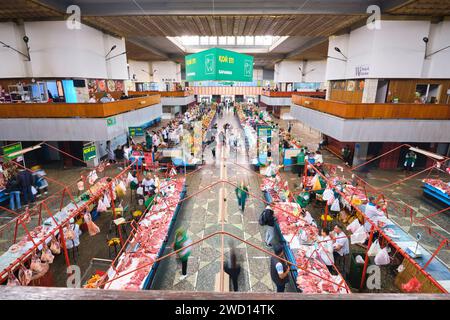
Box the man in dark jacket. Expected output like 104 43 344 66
17 169 34 205
263 206 275 247
270 244 290 292
6 175 21 210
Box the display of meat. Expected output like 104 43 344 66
106 177 185 290
423 178 450 196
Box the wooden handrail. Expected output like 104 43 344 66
128 90 193 97
292 95 450 120
0 95 161 118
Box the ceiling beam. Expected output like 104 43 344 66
36 0 388 16
285 37 328 59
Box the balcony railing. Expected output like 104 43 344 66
292 96 450 120
0 95 160 118
128 90 193 97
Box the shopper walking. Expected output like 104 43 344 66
173 228 192 281
262 205 275 247
17 168 34 206
106 141 116 163
224 245 241 292
235 181 249 212
6 175 21 210
270 244 290 293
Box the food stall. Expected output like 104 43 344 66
422 178 450 206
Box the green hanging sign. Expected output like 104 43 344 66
106 117 117 126
2 142 23 161
83 144 97 162
185 48 254 82
129 126 144 137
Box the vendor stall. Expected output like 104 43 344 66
422 178 450 206
104 177 186 290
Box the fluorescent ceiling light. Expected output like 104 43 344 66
409 147 445 161
8 144 42 158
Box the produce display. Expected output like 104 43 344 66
105 177 185 291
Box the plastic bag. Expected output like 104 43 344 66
64 226 76 241
346 219 361 234
41 246 54 264
312 177 321 191
367 239 381 256
50 237 61 255
31 186 38 195
30 254 45 273
136 186 144 196
18 266 32 286
322 188 333 201
7 272 20 286
355 255 365 264
330 198 341 212
77 180 85 191
374 247 390 265
97 198 107 213
84 212 100 236
402 277 422 293
126 172 134 185
115 182 126 198
88 170 98 185
350 225 368 244
103 194 111 208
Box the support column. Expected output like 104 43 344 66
325 81 332 100
362 79 379 103
352 142 369 168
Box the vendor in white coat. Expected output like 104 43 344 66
317 228 335 274
364 196 384 232
332 225 350 279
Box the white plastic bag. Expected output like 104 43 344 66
367 239 381 257
346 219 361 234
136 186 144 196
126 172 134 185
97 198 107 212
350 225 368 244
31 186 38 195
374 247 390 265
88 170 98 185
330 198 341 212
103 194 111 209
322 188 333 201
355 255 365 264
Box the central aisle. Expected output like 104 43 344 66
152 107 296 292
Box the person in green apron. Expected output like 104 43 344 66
173 228 192 281
296 190 310 208
404 150 417 171
235 181 249 212
296 149 306 177
145 131 153 151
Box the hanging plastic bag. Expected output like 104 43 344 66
31 186 38 196
136 186 144 196
84 212 100 236
346 219 361 234
103 194 111 208
350 225 368 244
97 198 107 213
7 272 21 286
50 237 61 255
312 177 322 191
40 246 55 264
77 180 85 191
330 198 341 212
126 172 134 185
355 255 365 264
18 265 32 286
30 254 45 273
119 180 127 193
64 225 76 241
322 188 333 201
367 239 381 256
374 247 390 265
115 182 126 198
88 170 98 185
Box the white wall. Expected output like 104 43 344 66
303 60 327 83
0 22 30 78
152 61 181 83
274 60 304 82
253 69 263 81
325 20 450 80
128 60 152 82
422 20 450 78
0 21 128 79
